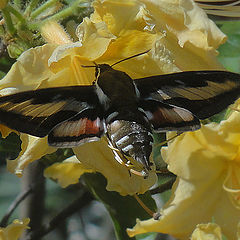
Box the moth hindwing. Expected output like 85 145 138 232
0 63 240 178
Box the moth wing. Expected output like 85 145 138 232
0 86 102 137
139 100 200 132
135 71 240 119
48 108 104 148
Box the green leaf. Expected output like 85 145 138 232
83 173 157 240
136 232 157 240
217 21 240 73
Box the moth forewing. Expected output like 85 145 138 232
134 70 240 120
1 57 240 179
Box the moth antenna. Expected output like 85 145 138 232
134 194 160 220
81 65 96 68
81 62 99 84
81 61 98 68
110 49 150 67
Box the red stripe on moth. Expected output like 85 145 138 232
53 118 101 137
77 118 100 136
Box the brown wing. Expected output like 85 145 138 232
135 71 240 119
0 86 102 137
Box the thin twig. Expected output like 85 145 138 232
150 178 176 195
25 191 93 240
0 186 33 227
134 194 155 217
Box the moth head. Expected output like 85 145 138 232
81 63 113 85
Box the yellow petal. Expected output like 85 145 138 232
0 44 57 92
75 18 116 60
0 218 30 240
128 176 240 239
91 0 155 37
223 162 240 209
89 0 226 74
162 124 238 179
44 155 94 188
7 134 56 177
141 0 226 70
191 223 222 240
73 138 157 196
0 124 14 138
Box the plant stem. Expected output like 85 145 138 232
14 0 22 9
29 0 88 29
1 8 16 35
5 4 25 23
0 187 33 227
134 194 155 217
24 0 40 16
43 0 88 23
30 0 59 20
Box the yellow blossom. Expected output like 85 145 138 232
128 110 240 239
191 223 222 240
0 218 30 240
44 155 95 188
0 0 226 195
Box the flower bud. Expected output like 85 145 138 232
40 21 72 44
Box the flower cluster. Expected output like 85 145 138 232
1 0 238 239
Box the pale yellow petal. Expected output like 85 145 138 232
0 44 57 92
73 139 157 196
0 124 15 138
0 218 30 240
44 155 94 188
128 176 240 239
141 0 226 49
47 55 96 86
218 110 240 147
91 0 155 36
7 134 56 177
223 162 240 209
191 223 222 240
139 0 226 70
89 0 226 73
75 18 116 60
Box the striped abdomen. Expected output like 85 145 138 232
106 119 153 176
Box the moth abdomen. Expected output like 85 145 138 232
106 119 153 173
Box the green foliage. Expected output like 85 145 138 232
83 173 157 240
217 21 240 73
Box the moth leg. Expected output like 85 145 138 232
107 143 120 152
106 136 149 178
154 132 182 148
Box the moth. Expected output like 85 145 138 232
0 52 240 178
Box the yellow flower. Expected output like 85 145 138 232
44 155 94 188
128 110 240 239
191 223 223 240
0 0 226 195
0 218 30 240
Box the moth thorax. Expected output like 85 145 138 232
107 120 153 171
